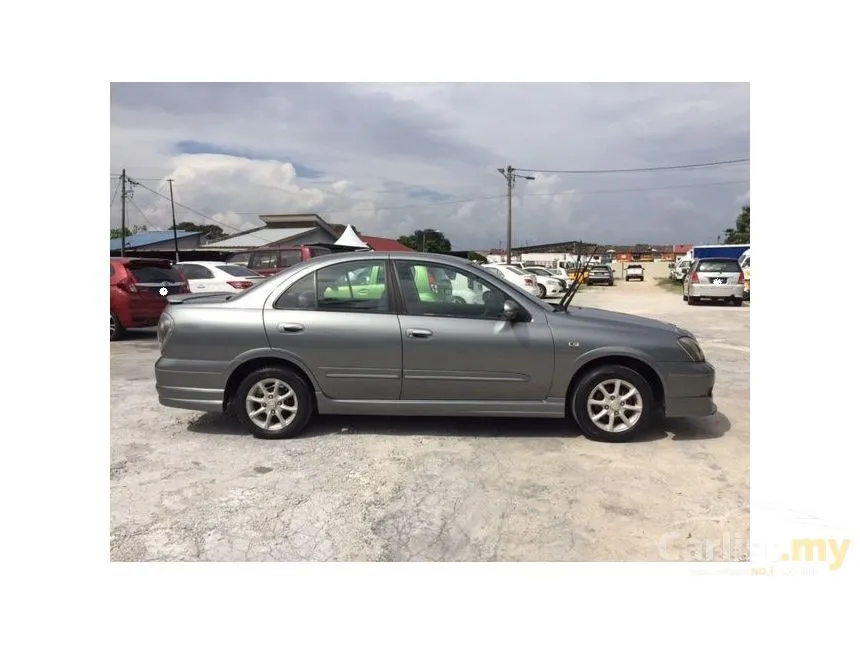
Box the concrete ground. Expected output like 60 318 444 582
111 275 749 562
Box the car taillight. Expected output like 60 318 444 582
690 272 699 284
117 279 138 293
524 278 534 286
180 282 191 293
227 280 254 289
737 272 745 285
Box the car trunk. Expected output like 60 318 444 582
694 260 741 285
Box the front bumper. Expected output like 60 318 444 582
660 360 717 418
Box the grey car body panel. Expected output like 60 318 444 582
154 251 716 421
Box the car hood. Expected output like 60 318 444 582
554 306 684 335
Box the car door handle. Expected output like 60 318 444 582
278 323 305 333
406 328 433 338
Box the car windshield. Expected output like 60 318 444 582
525 267 551 276
628 264 642 269
697 260 740 273
217 264 262 277
505 266 526 275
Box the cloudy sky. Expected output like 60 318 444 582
110 83 749 250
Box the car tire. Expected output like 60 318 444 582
683 294 688 301
571 365 656 442
732 297 743 307
451 296 466 304
110 311 124 341
537 284 546 298
233 367 313 439
688 296 698 305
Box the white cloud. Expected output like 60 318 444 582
111 83 750 247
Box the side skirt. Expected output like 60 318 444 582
314 395 568 417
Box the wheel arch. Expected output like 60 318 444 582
565 353 666 415
223 354 318 413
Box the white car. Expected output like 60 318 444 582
174 261 267 293
521 266 568 297
480 263 542 297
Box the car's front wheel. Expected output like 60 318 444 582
572 365 656 442
537 284 546 298
233 367 313 439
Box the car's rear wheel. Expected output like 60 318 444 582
688 296 698 305
233 367 313 439
682 293 688 301
732 297 743 307
537 284 546 298
110 311 124 341
571 365 656 442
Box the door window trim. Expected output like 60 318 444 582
390 259 533 322
271 259 395 314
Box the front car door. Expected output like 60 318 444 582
393 259 555 401
264 258 402 400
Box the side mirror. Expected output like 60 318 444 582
503 299 521 322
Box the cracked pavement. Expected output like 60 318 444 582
111 266 749 561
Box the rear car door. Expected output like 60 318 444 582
264 258 402 400
394 259 554 401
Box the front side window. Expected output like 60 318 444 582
274 260 390 312
394 261 513 320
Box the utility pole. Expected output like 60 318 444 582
120 169 128 257
167 179 180 263
497 166 535 264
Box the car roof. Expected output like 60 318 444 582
110 256 172 266
175 260 239 268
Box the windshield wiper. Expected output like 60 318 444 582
560 242 600 312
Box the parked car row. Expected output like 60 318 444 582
682 257 745 307
111 257 267 340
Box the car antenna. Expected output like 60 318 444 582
561 242 600 311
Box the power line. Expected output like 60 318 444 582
127 197 159 231
525 179 750 199
109 178 120 208
517 158 750 175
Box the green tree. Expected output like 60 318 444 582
723 205 750 244
170 221 226 240
397 229 452 253
110 224 147 239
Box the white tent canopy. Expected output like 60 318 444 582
334 225 369 249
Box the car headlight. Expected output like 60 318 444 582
677 336 705 362
157 313 174 352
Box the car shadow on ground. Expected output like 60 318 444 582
114 329 158 341
187 410 731 442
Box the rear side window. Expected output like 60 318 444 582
217 264 261 277
129 265 185 283
280 250 303 267
176 264 214 280
697 260 740 273
249 252 279 270
309 247 332 258
229 252 250 265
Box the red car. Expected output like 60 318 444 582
110 257 190 341
241 245 334 277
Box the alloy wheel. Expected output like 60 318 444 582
586 378 643 433
245 378 299 432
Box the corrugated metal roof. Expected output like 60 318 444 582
202 227 315 248
109 230 200 251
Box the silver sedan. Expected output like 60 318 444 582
155 252 717 442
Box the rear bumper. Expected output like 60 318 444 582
689 284 744 299
659 361 717 418
155 358 225 412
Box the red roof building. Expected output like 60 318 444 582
359 236 415 252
